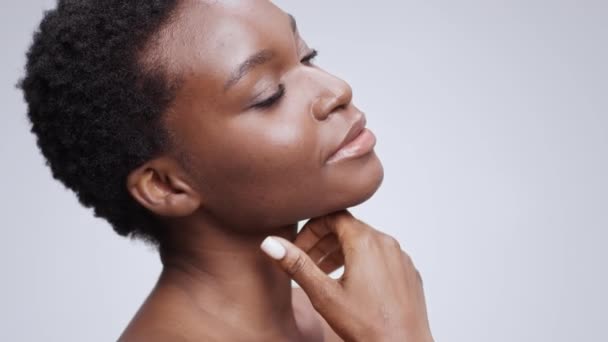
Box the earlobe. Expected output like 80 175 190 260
126 160 201 217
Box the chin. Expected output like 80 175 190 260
349 153 384 205
284 152 384 224
327 151 384 213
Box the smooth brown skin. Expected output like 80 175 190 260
118 0 430 341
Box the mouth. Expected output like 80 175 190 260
326 114 377 164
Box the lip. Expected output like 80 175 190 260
326 115 377 164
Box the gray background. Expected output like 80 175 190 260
1 0 606 341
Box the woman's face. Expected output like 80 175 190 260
159 0 383 230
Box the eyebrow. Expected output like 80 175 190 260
223 49 275 91
223 13 298 92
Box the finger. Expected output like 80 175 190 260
415 268 424 288
294 219 333 253
294 210 359 253
298 210 358 246
317 249 345 275
305 233 344 274
307 234 339 263
260 236 341 306
303 233 343 275
303 210 371 264
401 251 424 288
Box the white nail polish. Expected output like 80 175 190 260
260 236 286 260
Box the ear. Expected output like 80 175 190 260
126 157 202 217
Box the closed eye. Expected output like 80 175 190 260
301 49 318 65
252 84 285 109
251 50 317 110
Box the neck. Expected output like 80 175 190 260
157 215 303 340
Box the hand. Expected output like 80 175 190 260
260 210 434 342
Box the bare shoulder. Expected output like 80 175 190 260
292 287 344 342
117 300 196 342
118 286 220 342
118 307 188 342
121 286 339 341
118 323 187 342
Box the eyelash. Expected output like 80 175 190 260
253 84 286 109
253 49 318 109
301 49 318 65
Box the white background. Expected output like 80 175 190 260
1 0 606 341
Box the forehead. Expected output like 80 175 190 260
156 0 291 92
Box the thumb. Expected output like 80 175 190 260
260 236 340 307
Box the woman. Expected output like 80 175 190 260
20 0 433 340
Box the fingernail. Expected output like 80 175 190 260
260 236 286 260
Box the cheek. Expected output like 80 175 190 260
191 116 328 227
238 118 317 173
196 115 321 198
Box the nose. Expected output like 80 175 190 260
311 72 353 121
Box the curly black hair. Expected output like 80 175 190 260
17 0 185 245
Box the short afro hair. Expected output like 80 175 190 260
18 0 184 245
